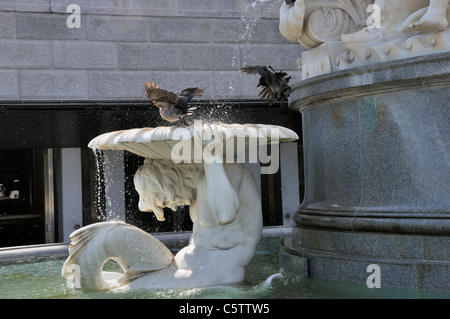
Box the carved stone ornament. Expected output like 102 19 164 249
280 0 450 79
280 0 374 49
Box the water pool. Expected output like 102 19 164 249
0 235 448 299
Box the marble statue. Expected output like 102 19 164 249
279 0 374 49
62 124 298 291
410 0 449 31
341 0 450 47
279 0 450 78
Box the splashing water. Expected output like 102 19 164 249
93 149 106 222
205 0 279 119
262 273 284 286
241 0 272 42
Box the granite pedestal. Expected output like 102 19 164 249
281 53 450 290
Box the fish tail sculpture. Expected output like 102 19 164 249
61 221 174 291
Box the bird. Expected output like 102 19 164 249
144 81 205 123
240 65 291 106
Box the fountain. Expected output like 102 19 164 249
62 123 298 290
2 0 446 298
279 0 450 290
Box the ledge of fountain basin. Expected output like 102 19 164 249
155 225 292 244
289 52 450 113
280 232 450 290
279 237 308 277
0 243 70 265
0 226 291 265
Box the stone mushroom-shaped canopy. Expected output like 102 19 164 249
88 123 299 161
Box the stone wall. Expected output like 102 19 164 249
0 0 303 101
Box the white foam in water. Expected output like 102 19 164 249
262 273 284 286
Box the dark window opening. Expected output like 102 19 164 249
261 161 283 226
0 149 49 248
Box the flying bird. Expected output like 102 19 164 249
240 65 291 106
145 81 205 123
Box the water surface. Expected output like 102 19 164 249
0 236 448 299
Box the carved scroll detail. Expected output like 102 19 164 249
280 0 374 49
281 0 450 79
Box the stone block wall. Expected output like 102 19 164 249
0 0 303 101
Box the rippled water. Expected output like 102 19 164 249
0 236 448 299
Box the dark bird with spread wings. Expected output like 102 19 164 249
145 81 205 123
240 65 291 106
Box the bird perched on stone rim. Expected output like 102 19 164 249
145 81 205 123
240 65 291 106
